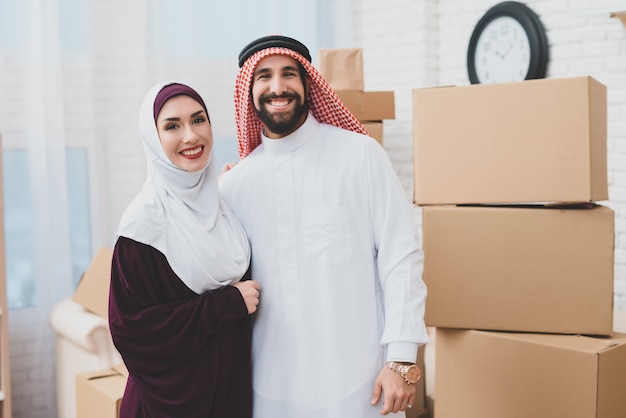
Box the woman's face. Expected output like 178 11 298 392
156 95 212 172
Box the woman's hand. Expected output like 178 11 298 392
232 280 261 314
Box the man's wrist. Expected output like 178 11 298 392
386 361 421 384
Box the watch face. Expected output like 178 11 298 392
406 366 421 383
474 16 531 84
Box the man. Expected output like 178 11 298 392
219 35 429 417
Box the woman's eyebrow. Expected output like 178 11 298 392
161 109 204 122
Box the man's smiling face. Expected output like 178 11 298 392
251 54 309 138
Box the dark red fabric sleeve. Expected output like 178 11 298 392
108 236 252 417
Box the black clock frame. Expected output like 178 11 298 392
467 1 549 84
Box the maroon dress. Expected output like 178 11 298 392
108 236 252 418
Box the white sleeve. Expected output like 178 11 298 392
365 139 430 362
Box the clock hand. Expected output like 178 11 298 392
502 41 515 59
500 42 514 59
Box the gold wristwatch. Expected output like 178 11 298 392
386 361 421 384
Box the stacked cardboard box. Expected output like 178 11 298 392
318 48 395 146
412 77 623 418
71 247 127 418
73 246 113 319
76 363 128 418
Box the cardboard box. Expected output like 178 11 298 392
72 247 113 318
76 363 128 418
422 204 614 336
336 90 395 121
435 329 626 418
413 76 607 205
318 48 364 91
362 121 383 145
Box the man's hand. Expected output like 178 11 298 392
220 162 238 175
232 280 261 314
371 366 417 415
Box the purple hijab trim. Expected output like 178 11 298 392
153 83 209 122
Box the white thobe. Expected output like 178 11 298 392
219 115 429 418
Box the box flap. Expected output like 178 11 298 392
111 362 129 377
72 247 113 318
80 368 120 382
76 365 127 418
492 331 625 354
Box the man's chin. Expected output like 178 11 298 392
270 113 295 125
255 102 308 135
258 111 294 129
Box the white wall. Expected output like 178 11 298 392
2 0 626 416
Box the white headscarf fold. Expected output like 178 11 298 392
117 81 250 293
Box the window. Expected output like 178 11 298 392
3 150 35 309
3 148 92 309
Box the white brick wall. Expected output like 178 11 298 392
2 0 626 416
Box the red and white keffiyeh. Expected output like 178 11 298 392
234 46 369 159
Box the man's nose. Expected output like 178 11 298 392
269 77 287 95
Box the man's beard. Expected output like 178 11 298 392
255 92 309 136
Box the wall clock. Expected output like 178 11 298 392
467 1 549 84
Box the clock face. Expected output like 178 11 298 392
467 2 549 85
474 16 531 84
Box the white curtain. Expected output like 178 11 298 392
6 0 76 416
24 1 74 299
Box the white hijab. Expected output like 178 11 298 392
116 81 250 293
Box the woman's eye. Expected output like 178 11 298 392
165 123 178 130
193 117 206 124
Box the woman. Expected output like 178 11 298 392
108 81 260 418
